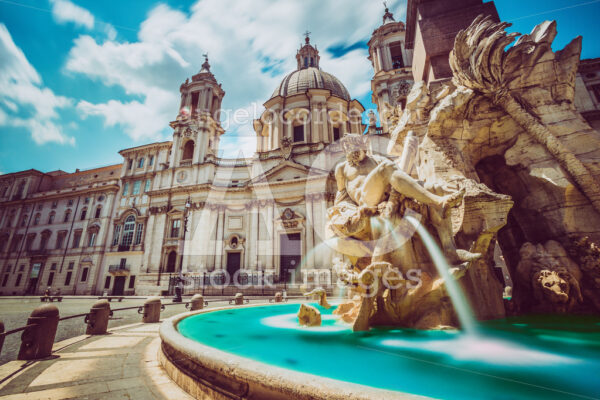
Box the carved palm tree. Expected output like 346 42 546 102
450 15 600 214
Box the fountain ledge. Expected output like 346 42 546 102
159 303 430 400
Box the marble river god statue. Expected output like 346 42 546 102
327 134 477 331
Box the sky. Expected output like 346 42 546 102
0 0 599 175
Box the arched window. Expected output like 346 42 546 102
64 209 71 222
95 206 102 219
120 215 136 247
40 230 51 250
80 207 87 220
33 213 40 225
182 140 194 160
48 212 55 224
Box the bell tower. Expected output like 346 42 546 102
169 55 225 167
368 4 413 134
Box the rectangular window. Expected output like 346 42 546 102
171 219 181 238
51 200 58 209
47 272 54 286
81 267 88 282
149 155 154 166
84 197 90 204
15 274 22 286
112 225 121 246
293 125 304 143
4 264 11 273
138 158 144 168
10 235 22 252
2 274 8 287
25 235 35 250
123 182 129 196
333 126 340 141
68 262 74 270
144 179 151 192
68 199 74 206
63 210 71 222
19 264 24 272
132 180 141 195
50 263 57 271
95 207 101 218
64 271 72 286
128 159 133 170
80 208 87 220
134 223 144 245
20 215 26 227
128 275 136 289
56 233 65 249
72 231 82 248
88 232 97 247
104 276 111 289
48 213 55 224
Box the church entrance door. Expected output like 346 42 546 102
279 233 301 283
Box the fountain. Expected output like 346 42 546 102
159 16 600 399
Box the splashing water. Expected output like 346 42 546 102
406 214 478 335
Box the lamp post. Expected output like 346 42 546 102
174 195 191 303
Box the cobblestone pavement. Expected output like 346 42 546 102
0 322 193 399
0 297 233 365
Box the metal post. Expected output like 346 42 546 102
202 271 206 296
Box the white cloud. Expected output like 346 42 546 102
0 24 73 145
65 0 405 153
50 0 94 30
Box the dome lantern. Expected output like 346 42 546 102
295 31 320 70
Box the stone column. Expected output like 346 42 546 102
305 197 315 269
253 206 259 269
143 214 155 272
246 203 256 269
214 206 224 270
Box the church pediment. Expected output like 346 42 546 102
250 160 330 185
250 161 309 184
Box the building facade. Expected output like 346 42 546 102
1 5 599 296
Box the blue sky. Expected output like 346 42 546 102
0 0 599 174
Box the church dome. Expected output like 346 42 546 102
271 67 351 101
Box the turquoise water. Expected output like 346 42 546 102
177 304 600 400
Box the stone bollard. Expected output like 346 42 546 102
18 304 59 360
85 300 111 335
139 297 162 323
186 294 204 311
274 292 283 303
234 293 244 305
0 319 5 356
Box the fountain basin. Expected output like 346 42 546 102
160 303 600 400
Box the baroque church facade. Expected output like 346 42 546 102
1 4 599 296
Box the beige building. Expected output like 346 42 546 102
1 6 599 296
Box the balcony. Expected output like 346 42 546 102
108 264 131 276
27 249 48 257
117 245 131 252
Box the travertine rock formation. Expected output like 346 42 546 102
384 15 600 321
297 304 321 327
